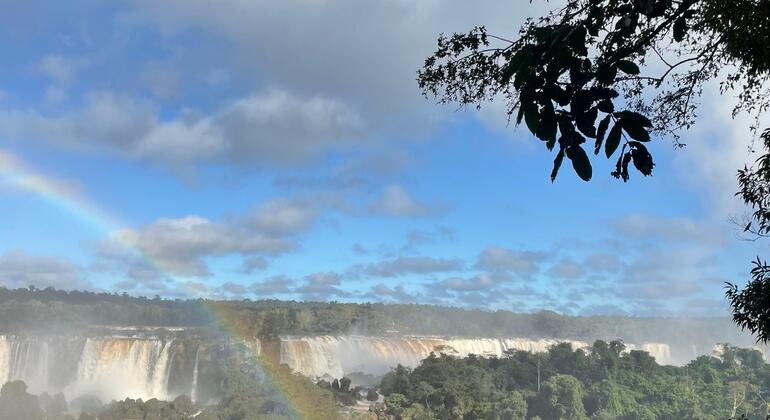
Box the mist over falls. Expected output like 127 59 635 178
1 331 765 404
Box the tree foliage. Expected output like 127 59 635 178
377 341 770 419
418 0 770 182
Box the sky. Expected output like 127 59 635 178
0 0 764 317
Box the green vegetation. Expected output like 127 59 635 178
375 341 770 419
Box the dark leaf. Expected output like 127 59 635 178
673 16 687 42
615 111 653 128
597 99 614 113
551 148 565 182
605 123 623 158
570 90 592 115
547 85 570 106
597 64 618 85
621 152 632 181
536 107 558 147
576 107 598 138
620 119 651 142
567 26 588 56
630 141 655 175
616 60 640 75
588 87 620 100
595 115 611 154
557 113 575 136
524 103 540 135
566 144 592 181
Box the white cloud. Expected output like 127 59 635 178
247 198 318 236
0 89 365 169
584 252 621 273
103 197 318 278
0 251 89 290
436 273 495 292
250 275 293 295
612 214 727 245
141 62 180 99
216 90 365 165
476 246 546 274
241 256 268 274
126 0 556 130
369 185 444 217
134 116 225 164
547 259 585 279
34 54 90 86
354 256 462 278
220 281 247 295
363 283 420 303
114 215 292 277
294 272 350 299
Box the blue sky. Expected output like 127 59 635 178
0 0 763 316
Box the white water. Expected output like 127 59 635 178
0 336 182 402
191 346 200 403
0 336 50 393
69 337 176 401
279 336 592 378
641 342 673 365
0 333 763 402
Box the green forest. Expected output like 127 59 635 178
372 341 770 419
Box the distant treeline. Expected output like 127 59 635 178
0 286 753 348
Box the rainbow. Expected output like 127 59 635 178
0 150 121 233
0 149 322 419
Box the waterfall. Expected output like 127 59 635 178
69 338 176 402
279 336 590 379
0 336 51 393
191 346 201 403
641 343 673 365
0 336 10 385
152 339 175 399
0 332 762 402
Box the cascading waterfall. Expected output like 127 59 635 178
279 336 592 379
641 343 673 365
70 338 176 402
0 336 51 393
0 332 766 403
0 336 11 385
0 335 207 403
191 346 201 403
